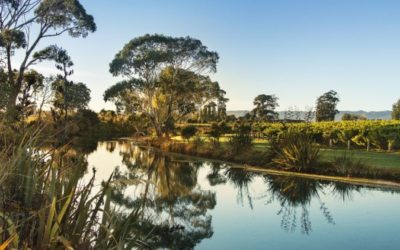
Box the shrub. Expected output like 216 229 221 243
208 122 226 145
229 123 253 152
272 128 320 171
181 125 197 142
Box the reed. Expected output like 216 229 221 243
0 125 141 249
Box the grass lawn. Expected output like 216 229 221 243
320 149 400 169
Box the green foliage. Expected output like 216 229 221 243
52 80 91 113
103 79 141 113
181 125 197 142
315 90 339 122
229 123 253 152
34 46 91 118
0 29 26 49
392 99 400 120
342 113 367 121
338 128 358 150
272 128 320 171
35 0 96 38
0 0 96 120
109 34 219 77
0 127 141 249
251 94 279 121
106 34 222 137
261 120 400 151
209 121 230 144
33 45 74 77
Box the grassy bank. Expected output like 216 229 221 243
134 136 400 183
171 135 400 169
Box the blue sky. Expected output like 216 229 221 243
31 0 400 111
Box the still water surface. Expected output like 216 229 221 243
86 140 400 250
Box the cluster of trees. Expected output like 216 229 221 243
0 0 96 122
237 90 337 123
244 90 400 124
0 0 139 144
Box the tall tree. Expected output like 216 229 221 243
315 90 339 122
392 99 400 120
251 94 279 121
0 0 96 120
105 34 220 138
35 46 90 119
18 69 44 115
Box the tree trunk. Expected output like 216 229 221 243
4 89 20 122
151 119 163 138
4 27 46 122
347 140 351 150
367 140 370 152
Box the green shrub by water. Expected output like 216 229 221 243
272 128 320 171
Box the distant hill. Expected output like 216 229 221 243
227 110 392 120
227 110 249 118
335 111 391 120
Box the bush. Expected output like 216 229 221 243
208 122 227 145
229 123 253 152
181 125 197 142
272 128 320 171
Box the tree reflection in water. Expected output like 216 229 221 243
99 141 399 244
224 168 256 209
207 162 227 186
104 142 216 249
264 175 335 234
221 168 367 235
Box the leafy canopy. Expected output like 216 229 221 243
109 34 219 79
251 94 279 121
105 34 221 137
315 90 340 122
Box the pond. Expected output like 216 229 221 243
86 140 400 250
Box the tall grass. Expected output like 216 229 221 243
0 125 142 249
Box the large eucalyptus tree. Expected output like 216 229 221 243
104 34 223 138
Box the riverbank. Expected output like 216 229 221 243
126 137 400 187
